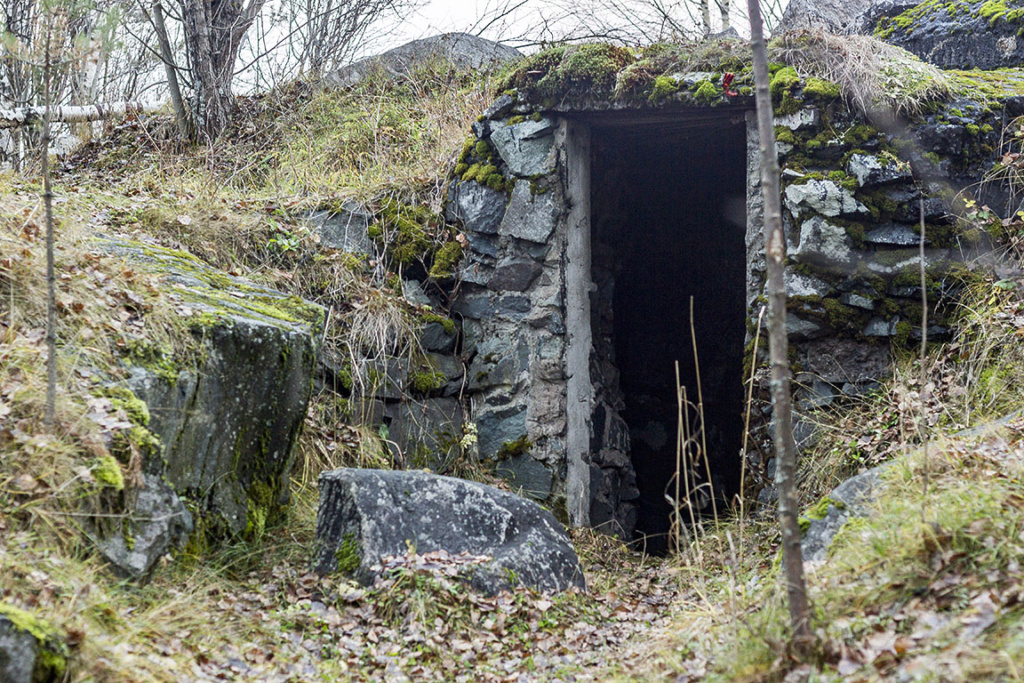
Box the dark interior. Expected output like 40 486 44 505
590 112 748 553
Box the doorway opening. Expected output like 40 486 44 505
588 112 749 553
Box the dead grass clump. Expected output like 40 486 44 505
771 31 954 117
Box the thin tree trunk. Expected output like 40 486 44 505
720 0 731 29
43 24 56 430
700 0 711 36
151 1 190 139
746 0 812 646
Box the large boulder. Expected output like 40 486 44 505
98 239 324 577
324 33 522 89
864 0 1024 69
314 469 585 594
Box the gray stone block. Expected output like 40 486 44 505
476 404 528 458
490 118 556 177
450 180 508 235
784 179 868 217
500 181 560 244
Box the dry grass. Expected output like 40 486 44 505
771 31 954 118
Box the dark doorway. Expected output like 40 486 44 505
589 113 748 553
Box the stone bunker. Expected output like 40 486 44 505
440 39 1022 550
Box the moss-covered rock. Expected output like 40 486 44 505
0 605 68 683
99 238 324 573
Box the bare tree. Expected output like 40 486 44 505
177 0 265 140
746 0 811 648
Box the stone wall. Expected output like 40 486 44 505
447 49 1018 538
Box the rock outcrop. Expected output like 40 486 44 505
864 0 1024 69
314 469 586 595
96 239 324 578
776 0 876 33
324 33 521 90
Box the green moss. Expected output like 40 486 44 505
692 79 720 105
774 126 797 145
967 123 981 136
649 75 680 103
894 320 914 346
244 480 276 541
496 436 532 459
121 338 178 383
420 312 456 336
843 124 879 146
474 140 491 156
102 386 150 426
776 91 803 116
334 533 361 574
798 495 844 533
428 241 463 280
506 115 526 125
769 66 800 96
93 455 125 491
409 371 446 394
497 43 635 101
802 77 841 100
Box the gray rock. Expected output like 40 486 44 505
840 292 875 310
847 153 913 187
865 224 924 246
324 33 522 89
784 179 868 218
449 180 508 235
490 119 557 177
483 93 517 120
792 216 855 266
802 468 883 563
863 317 900 336
453 291 495 320
314 469 585 594
0 612 66 683
775 108 821 131
500 181 560 243
476 403 529 457
469 334 526 390
354 358 409 400
420 321 458 354
786 315 824 341
383 398 463 467
495 454 554 500
777 0 874 33
105 240 323 557
401 279 433 307
488 259 542 292
306 204 374 254
785 269 832 297
97 474 194 579
865 1 1024 69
